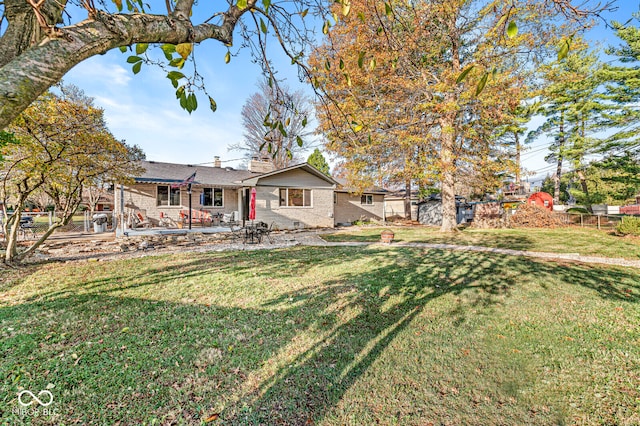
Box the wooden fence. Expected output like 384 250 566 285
553 212 623 230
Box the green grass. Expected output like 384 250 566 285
324 226 640 259
1 247 639 425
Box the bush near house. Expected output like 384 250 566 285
617 216 640 236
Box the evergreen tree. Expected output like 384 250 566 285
307 149 330 176
532 45 604 205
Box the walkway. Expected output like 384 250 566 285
26 230 640 269
294 233 640 269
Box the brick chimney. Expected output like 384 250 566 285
248 156 275 173
213 156 222 168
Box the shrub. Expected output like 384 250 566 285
616 216 640 236
566 207 589 214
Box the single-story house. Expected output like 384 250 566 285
114 158 338 230
333 179 387 225
240 163 338 229
384 189 420 221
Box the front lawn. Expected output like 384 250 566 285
324 226 640 260
1 246 639 424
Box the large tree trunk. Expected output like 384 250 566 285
440 127 457 232
515 131 521 186
4 206 24 263
553 115 565 203
404 177 412 220
577 169 590 206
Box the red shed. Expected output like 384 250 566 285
527 192 554 211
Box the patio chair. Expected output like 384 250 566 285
258 221 276 244
229 224 245 242
133 211 151 229
222 211 238 226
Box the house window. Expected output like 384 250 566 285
279 188 311 207
202 188 223 207
157 185 181 206
361 194 373 205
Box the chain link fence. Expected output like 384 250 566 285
1 210 115 241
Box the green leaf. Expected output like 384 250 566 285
262 0 270 11
322 20 330 35
225 51 231 64
339 58 345 70
126 56 143 64
169 58 186 68
237 0 247 10
506 21 518 39
384 2 392 17
176 86 185 99
113 0 123 12
121 327 130 333
558 37 571 60
358 51 365 69
344 73 352 87
278 121 288 137
119 46 128 53
260 18 268 33
161 44 175 61
369 58 376 71
132 61 142 74
325 60 331 71
456 65 474 84
286 148 293 160
186 93 198 113
302 116 308 127
135 43 149 55
167 71 186 81
209 96 217 113
475 71 489 96
300 8 308 18
259 141 267 152
296 136 303 147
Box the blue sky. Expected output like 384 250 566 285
63 1 640 174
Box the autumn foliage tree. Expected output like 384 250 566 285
1 85 142 263
311 0 581 231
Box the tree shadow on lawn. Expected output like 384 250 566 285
221 248 639 424
1 248 341 303
327 227 538 250
1 246 638 424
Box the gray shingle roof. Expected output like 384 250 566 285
334 177 388 194
135 161 259 187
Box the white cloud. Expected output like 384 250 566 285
67 56 131 87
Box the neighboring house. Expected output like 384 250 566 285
114 159 337 230
333 179 387 225
82 189 114 212
384 189 420 221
